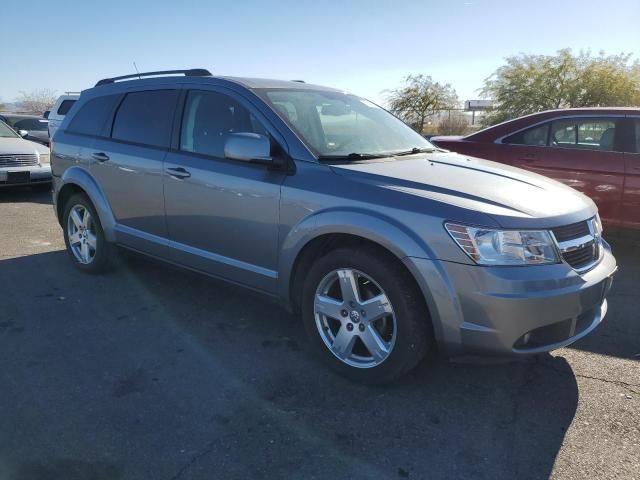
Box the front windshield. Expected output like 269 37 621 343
257 88 434 159
0 121 19 138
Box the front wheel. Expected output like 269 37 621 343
301 247 431 384
62 193 114 273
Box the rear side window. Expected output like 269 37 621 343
503 123 549 146
180 90 268 157
112 90 178 148
57 99 76 115
635 120 640 153
551 118 618 151
67 95 121 137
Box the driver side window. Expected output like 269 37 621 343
180 91 269 158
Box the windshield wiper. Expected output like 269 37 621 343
391 147 436 156
318 152 389 162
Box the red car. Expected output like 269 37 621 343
431 108 640 236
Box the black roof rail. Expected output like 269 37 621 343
291 79 305 83
95 68 212 87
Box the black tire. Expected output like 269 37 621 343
62 193 114 273
301 246 431 384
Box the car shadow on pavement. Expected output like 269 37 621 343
1 249 580 480
0 186 52 205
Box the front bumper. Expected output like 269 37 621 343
404 241 617 356
0 165 52 187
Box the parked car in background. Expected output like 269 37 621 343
48 93 79 139
0 120 51 188
431 108 640 236
51 70 616 383
0 114 50 146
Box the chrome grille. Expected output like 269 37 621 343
551 221 590 242
551 219 600 272
0 154 38 168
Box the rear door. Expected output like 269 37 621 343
622 117 640 234
163 87 287 293
90 88 180 257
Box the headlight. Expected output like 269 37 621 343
593 213 603 236
445 223 560 266
39 153 50 165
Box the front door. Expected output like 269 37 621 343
163 88 286 293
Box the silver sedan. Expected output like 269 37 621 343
0 120 51 188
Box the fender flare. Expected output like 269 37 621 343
277 207 436 303
57 166 117 242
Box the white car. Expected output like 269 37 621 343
47 93 79 138
0 120 51 188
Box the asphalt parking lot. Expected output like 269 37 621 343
0 187 638 480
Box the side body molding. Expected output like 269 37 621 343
58 166 117 242
277 208 436 303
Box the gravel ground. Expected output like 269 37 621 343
0 187 638 480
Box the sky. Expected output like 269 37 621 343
2 0 639 106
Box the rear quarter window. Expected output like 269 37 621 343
67 95 121 137
57 99 76 115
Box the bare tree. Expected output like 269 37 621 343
16 89 58 114
387 75 459 133
438 115 471 136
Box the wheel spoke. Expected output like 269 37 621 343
86 232 97 249
70 209 83 228
361 293 393 322
80 242 90 262
337 269 361 304
331 327 357 359
315 294 344 321
68 231 82 245
82 209 91 228
360 324 390 362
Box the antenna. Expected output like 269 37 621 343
133 62 141 79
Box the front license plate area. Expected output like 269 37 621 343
7 171 30 184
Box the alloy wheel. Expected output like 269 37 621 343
67 204 97 264
314 268 397 368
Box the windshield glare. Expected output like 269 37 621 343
258 89 433 158
0 121 19 138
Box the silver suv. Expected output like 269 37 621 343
51 69 617 383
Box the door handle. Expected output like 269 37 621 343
91 152 110 162
518 153 537 162
166 167 191 179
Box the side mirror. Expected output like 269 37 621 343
43 111 50 119
18 130 29 138
224 133 272 165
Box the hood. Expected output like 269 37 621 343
0 137 50 155
330 152 596 229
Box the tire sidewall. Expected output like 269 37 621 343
301 247 429 384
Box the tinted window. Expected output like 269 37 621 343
112 90 178 148
57 99 76 115
551 118 617 151
67 95 121 137
14 118 48 131
180 90 269 157
636 120 640 153
504 123 549 146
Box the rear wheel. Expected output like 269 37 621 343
62 193 113 273
301 247 431 384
